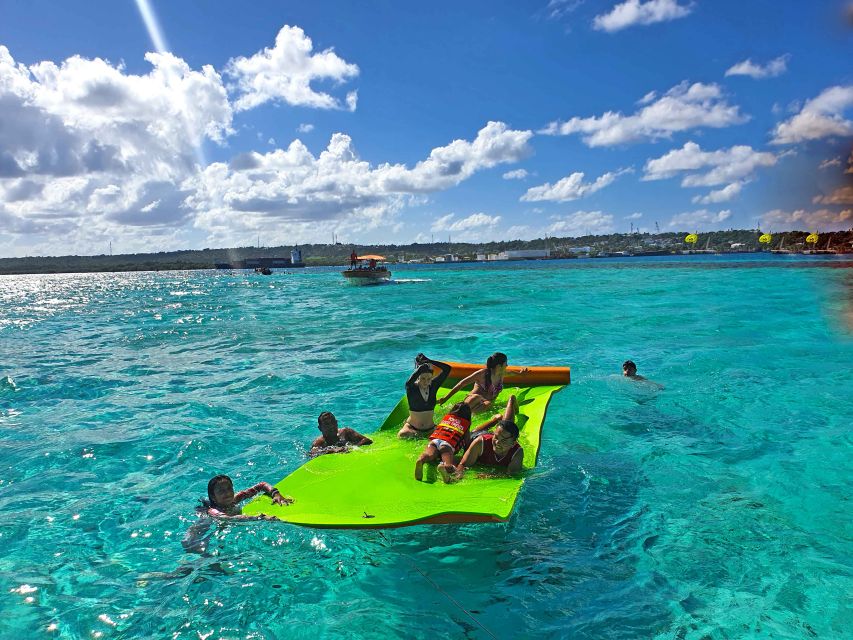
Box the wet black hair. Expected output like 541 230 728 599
206 474 232 509
318 411 336 427
414 363 432 378
498 420 519 440
623 360 637 371
485 352 508 388
448 401 472 422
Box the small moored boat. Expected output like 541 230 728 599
342 254 391 285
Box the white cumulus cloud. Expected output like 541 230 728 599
593 0 693 33
547 210 615 236
502 168 529 180
761 208 853 230
812 186 853 206
644 141 777 202
225 25 359 112
541 82 747 146
297 123 315 133
667 208 732 229
521 169 630 202
692 182 744 204
0 44 233 254
771 85 853 145
186 122 531 245
431 212 502 232
725 55 789 79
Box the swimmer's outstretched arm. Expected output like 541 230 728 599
341 427 373 446
438 369 484 404
233 482 291 506
453 436 485 481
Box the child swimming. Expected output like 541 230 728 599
200 474 292 517
414 402 473 483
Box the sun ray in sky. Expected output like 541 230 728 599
133 0 207 167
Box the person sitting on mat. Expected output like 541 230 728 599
311 411 373 456
414 401 474 483
439 352 526 413
200 474 292 517
453 395 524 480
398 353 452 438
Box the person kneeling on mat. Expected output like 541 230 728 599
201 474 292 517
415 402 473 483
310 411 373 456
453 394 523 480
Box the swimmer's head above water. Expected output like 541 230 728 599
207 474 235 509
622 360 637 377
318 411 339 440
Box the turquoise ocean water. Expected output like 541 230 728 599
0 255 851 639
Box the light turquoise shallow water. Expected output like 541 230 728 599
0 256 851 639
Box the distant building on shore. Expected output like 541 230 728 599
215 248 305 269
473 249 551 261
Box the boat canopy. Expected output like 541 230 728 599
356 254 385 261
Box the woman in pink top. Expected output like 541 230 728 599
439 352 523 413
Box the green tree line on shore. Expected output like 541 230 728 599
1 229 850 275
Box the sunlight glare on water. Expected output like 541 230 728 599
0 257 850 639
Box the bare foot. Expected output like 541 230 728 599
438 463 456 483
415 459 424 481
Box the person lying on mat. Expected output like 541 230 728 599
398 353 452 438
415 401 473 483
453 395 523 480
200 474 292 517
439 352 527 413
622 360 664 389
311 411 373 456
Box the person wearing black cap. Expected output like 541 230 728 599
622 360 664 389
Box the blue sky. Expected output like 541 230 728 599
1 0 851 256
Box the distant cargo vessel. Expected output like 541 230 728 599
215 249 305 270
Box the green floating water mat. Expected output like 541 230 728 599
244 376 567 528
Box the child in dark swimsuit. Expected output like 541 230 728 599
414 402 472 483
398 354 452 438
200 474 292 517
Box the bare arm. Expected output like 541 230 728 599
428 358 452 388
506 448 524 475
234 481 290 506
439 369 484 404
453 436 484 480
342 427 373 446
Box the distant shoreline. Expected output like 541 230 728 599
1 229 850 275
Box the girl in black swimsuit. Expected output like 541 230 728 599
398 354 451 438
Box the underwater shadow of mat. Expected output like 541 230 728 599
243 363 570 528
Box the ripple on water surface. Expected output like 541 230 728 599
0 261 851 639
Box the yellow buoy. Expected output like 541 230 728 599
759 233 772 244
806 233 819 244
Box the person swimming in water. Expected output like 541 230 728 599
414 401 473 483
398 354 452 438
310 411 373 455
622 360 664 389
453 395 523 480
439 352 523 412
200 474 292 517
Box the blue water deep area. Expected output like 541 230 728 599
1 255 851 639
